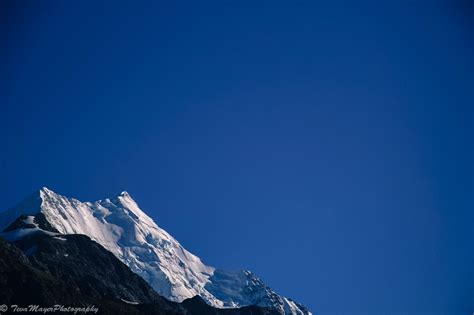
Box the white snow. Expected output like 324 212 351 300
0 187 310 315
120 299 139 305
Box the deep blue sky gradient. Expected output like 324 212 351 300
1 1 473 313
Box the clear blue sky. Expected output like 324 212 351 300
1 1 472 313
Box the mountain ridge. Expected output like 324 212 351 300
0 187 311 315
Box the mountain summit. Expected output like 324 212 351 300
0 187 310 315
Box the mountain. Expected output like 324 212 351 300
0 218 279 314
0 226 182 314
0 187 310 315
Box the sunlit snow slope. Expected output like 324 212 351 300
0 187 310 315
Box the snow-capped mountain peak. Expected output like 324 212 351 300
0 188 311 315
